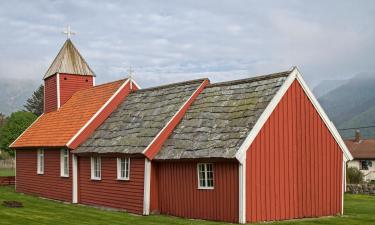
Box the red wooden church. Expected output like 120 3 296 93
11 38 353 223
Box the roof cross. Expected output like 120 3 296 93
127 66 134 80
62 25 76 39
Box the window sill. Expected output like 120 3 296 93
60 175 70 178
37 173 44 175
117 178 130 181
91 177 101 181
198 187 214 190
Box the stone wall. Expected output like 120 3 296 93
346 184 375 195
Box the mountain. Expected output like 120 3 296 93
0 78 40 116
317 72 375 139
312 79 348 98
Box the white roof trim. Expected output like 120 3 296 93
235 67 353 164
66 79 130 148
10 114 44 148
235 69 296 163
295 70 353 161
142 80 207 156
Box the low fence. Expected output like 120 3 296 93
347 184 375 195
0 159 15 169
0 176 15 186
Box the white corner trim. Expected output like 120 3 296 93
235 69 297 163
9 114 44 148
72 154 78 203
57 73 61 109
142 80 206 155
93 77 96 86
43 83 46 113
66 79 130 148
239 160 246 224
295 72 353 161
143 158 151 215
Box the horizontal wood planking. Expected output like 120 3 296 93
246 80 343 222
16 149 72 202
78 156 144 214
59 74 93 107
155 160 239 223
44 75 57 113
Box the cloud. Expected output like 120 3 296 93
0 0 374 88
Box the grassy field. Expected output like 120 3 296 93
0 168 15 176
0 186 374 225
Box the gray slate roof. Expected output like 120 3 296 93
44 39 95 79
74 79 206 154
154 71 290 159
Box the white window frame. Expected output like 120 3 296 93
60 149 69 177
90 156 101 180
117 157 130 180
37 149 44 174
197 163 214 189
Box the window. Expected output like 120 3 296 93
91 156 101 180
37 149 44 174
197 163 214 189
360 160 372 170
60 149 69 177
117 158 130 180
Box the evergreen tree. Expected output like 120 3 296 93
24 85 44 116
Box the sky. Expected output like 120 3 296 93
0 0 374 88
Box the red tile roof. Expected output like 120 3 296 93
344 139 375 159
11 79 127 148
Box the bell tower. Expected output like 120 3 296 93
44 27 95 113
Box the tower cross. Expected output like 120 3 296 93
127 66 134 79
62 25 76 39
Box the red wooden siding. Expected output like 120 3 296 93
16 149 72 202
77 156 144 214
44 75 57 113
144 79 209 159
246 80 343 222
59 74 93 106
155 161 239 223
68 81 134 149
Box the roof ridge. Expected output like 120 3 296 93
137 78 208 92
92 78 128 88
209 70 291 87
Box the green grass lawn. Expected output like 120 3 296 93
0 168 15 176
0 186 374 225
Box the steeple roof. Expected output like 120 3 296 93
44 39 95 79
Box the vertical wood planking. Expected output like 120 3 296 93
246 81 343 222
156 161 239 223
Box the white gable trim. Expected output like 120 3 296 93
295 71 353 161
66 79 130 148
235 70 297 163
130 78 141 90
235 67 353 164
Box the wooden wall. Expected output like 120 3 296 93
44 75 57 113
16 149 72 202
77 156 144 214
59 74 93 106
246 80 343 222
154 160 239 223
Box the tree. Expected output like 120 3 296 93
347 167 364 184
0 112 6 127
0 111 37 156
24 84 44 116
